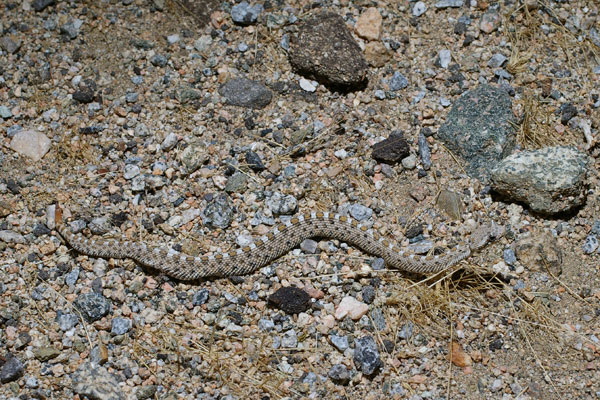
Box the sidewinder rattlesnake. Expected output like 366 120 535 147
54 205 502 281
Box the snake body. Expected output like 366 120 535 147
56 209 485 281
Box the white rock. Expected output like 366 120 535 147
335 296 369 320
299 78 316 92
10 130 51 161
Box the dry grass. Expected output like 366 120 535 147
504 0 599 150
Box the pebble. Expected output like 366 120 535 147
161 132 179 151
503 248 517 265
353 335 382 375
355 7 382 41
480 10 501 33
60 19 83 39
401 154 417 170
438 49 452 68
282 329 298 348
372 131 410 163
268 287 311 314
335 296 368 320
219 78 273 109
417 132 431 170
0 356 24 384
328 364 350 385
203 194 234 229
0 105 12 118
231 1 263 25
300 239 318 254
266 192 297 215
74 292 112 322
166 34 179 44
57 312 79 331
488 53 507 68
72 362 123 400
582 234 598 254
9 130 52 161
389 71 409 91
348 203 373 221
123 164 140 180
435 0 463 8
111 317 132 335
412 1 427 17
299 78 316 92
329 334 349 352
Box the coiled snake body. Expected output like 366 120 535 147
55 207 500 281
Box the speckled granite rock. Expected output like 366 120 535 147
490 146 589 214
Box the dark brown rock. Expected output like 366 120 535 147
289 12 368 90
268 286 310 314
371 132 410 163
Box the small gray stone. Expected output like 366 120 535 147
491 378 503 392
370 308 386 330
224 172 248 193
266 192 298 215
412 1 427 17
435 0 463 8
57 312 79 331
88 217 110 235
203 194 234 229
0 105 12 118
72 362 124 400
0 356 24 384
245 150 266 171
65 267 80 286
418 132 431 170
179 141 209 174
329 334 349 351
74 292 111 322
0 230 26 244
488 53 507 68
219 78 272 109
362 285 375 304
300 239 318 254
389 71 409 91
258 318 275 331
503 248 517 265
437 49 452 69
353 335 382 375
150 54 167 67
123 164 140 180
166 34 179 44
32 0 55 12
398 321 414 340
328 364 350 385
282 329 298 348
192 289 210 306
161 132 178 151
60 19 83 40
111 317 132 335
136 385 157 400
582 235 598 254
401 154 417 170
231 1 264 25
348 204 373 221
0 36 21 54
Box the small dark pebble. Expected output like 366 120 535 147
268 286 311 314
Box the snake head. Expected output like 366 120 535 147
468 221 504 251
